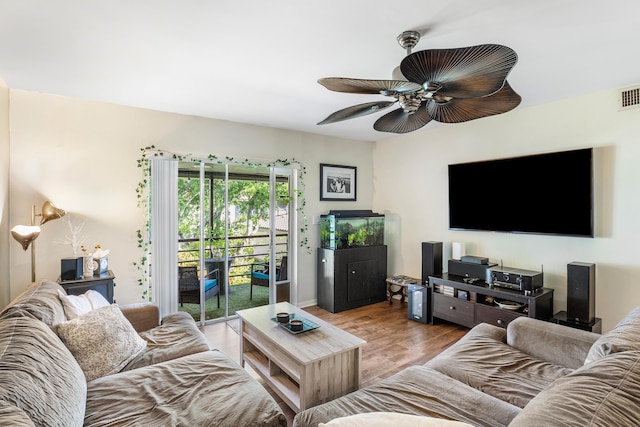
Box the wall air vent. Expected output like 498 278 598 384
618 85 640 111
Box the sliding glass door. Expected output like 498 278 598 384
175 160 292 324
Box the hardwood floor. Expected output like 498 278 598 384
201 300 469 425
302 302 469 387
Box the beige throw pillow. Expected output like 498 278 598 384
58 289 110 319
56 304 147 382
319 413 474 427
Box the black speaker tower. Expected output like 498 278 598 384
421 241 443 285
567 262 596 323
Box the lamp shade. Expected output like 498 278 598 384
10 225 41 251
40 201 66 225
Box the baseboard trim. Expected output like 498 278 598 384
297 299 317 308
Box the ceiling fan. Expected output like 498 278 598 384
317 31 521 134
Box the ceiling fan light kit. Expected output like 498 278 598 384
318 31 521 134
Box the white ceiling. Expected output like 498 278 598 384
1 0 639 142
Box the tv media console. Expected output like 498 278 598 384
428 273 554 329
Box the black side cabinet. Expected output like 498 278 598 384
57 270 115 303
317 246 387 313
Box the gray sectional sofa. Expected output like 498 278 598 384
294 306 640 426
0 280 286 426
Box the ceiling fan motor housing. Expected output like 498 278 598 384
398 94 422 114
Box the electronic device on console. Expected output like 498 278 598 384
489 265 543 295
460 255 489 265
448 259 497 282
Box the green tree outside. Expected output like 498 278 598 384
177 171 289 285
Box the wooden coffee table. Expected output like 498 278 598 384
236 302 366 413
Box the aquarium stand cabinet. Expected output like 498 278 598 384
317 245 388 313
428 273 554 329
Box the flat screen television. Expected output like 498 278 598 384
448 148 594 237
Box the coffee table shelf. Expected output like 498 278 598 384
237 302 366 413
243 349 301 410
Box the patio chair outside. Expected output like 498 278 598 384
250 256 289 302
178 265 220 308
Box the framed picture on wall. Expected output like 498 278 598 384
320 163 357 201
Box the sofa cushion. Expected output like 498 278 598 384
0 280 67 326
319 412 474 427
56 304 147 381
425 322 572 408
0 400 36 426
585 305 640 364
0 316 87 427
84 350 286 427
121 311 211 371
507 316 599 369
57 289 110 319
509 350 640 427
293 365 521 427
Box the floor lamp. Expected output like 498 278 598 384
10 201 66 282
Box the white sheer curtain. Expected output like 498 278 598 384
150 158 178 318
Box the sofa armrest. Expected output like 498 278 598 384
507 317 600 369
119 303 160 333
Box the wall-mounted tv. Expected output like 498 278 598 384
448 148 594 237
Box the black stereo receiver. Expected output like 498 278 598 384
488 266 543 294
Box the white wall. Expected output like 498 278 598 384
7 89 375 306
373 88 640 332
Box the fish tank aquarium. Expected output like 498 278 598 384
320 210 385 250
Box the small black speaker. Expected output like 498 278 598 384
61 257 83 281
567 262 596 323
422 241 443 285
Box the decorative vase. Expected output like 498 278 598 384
83 256 96 278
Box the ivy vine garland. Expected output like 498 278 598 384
135 145 310 298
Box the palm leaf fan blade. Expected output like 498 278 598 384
400 44 518 98
318 101 396 125
427 81 522 123
373 103 432 133
318 77 421 94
